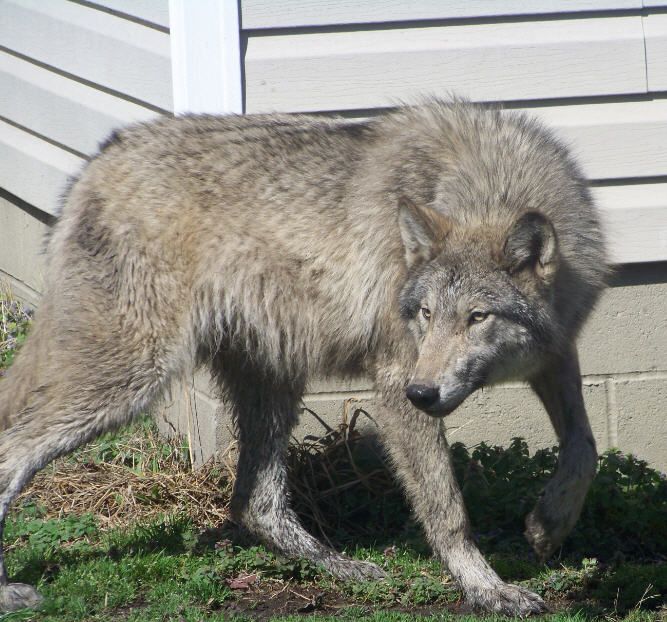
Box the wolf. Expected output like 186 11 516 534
0 99 606 614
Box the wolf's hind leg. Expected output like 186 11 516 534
525 347 598 560
0 339 178 611
217 359 385 581
0 518 44 611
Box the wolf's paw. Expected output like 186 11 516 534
525 503 571 561
469 582 547 617
325 556 387 581
0 582 43 612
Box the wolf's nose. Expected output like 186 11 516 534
406 384 440 410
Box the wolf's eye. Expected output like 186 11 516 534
469 311 488 324
420 307 431 320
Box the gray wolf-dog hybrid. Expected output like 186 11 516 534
0 100 606 614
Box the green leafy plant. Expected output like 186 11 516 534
571 451 667 560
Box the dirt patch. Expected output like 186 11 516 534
208 583 465 620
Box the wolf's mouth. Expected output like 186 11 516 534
420 380 484 418
420 393 468 418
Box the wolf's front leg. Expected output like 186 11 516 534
376 386 546 615
525 348 598 560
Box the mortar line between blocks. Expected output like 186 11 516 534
604 378 619 448
301 369 667 399
582 369 667 384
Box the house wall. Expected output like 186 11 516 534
1 1 665 469
0 0 169 294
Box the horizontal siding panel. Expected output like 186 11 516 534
593 185 667 263
523 100 667 180
0 0 172 110
244 16 647 113
0 53 161 156
334 100 667 181
0 121 84 216
242 0 641 29
644 14 667 92
89 0 170 28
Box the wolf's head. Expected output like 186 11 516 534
398 197 561 416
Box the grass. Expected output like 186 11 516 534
1 290 666 621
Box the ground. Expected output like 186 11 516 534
1 418 666 622
1 290 666 622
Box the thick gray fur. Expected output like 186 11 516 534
0 100 606 615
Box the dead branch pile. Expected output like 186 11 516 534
287 407 406 545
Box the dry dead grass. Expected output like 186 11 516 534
287 406 402 545
14 410 401 541
16 423 235 528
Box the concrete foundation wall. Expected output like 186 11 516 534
1 193 665 471
0 193 51 304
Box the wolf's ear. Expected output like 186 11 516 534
398 197 452 268
503 211 559 283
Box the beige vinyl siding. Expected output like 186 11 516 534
0 0 171 216
593 185 667 264
241 2 667 263
244 17 647 113
0 120 83 216
89 0 169 28
0 54 159 158
518 101 667 181
1 0 171 109
241 0 641 29
1 0 666 262
644 13 667 92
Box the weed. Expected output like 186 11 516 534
572 451 667 560
7 513 98 555
593 564 667 612
0 285 32 372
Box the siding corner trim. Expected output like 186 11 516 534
169 0 243 115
